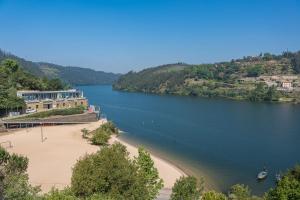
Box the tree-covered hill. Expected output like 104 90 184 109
0 49 121 85
114 51 300 103
0 59 68 116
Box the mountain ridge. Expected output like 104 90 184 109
113 51 300 103
0 49 121 85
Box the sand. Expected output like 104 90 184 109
109 135 185 188
0 120 185 193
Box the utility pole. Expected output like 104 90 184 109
40 123 44 142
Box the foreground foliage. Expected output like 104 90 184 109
171 176 204 200
71 143 163 199
265 165 300 200
1 142 299 199
0 146 40 200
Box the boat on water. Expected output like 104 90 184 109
257 169 268 180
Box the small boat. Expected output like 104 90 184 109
257 169 268 180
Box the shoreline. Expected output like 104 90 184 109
0 120 188 192
109 134 186 189
117 134 219 191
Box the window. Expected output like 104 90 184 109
57 104 59 108
63 103 65 107
36 105 39 109
75 102 77 106
81 102 83 105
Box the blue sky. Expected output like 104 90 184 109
0 0 299 73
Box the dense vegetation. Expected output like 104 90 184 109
0 59 67 117
114 51 300 103
0 146 40 199
0 49 120 85
1 119 300 200
90 121 119 145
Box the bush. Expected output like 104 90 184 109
265 165 300 200
90 121 119 146
43 187 78 200
90 129 110 146
134 147 163 199
247 65 263 77
81 128 89 139
0 146 40 199
171 176 203 200
71 143 163 199
101 121 119 135
202 191 227 200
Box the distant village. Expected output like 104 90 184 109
239 75 300 92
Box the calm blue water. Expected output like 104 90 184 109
78 85 300 195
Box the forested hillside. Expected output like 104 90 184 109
114 51 300 103
0 49 120 85
0 59 67 116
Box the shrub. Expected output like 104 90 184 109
134 147 163 199
90 129 110 146
71 143 163 199
171 176 203 200
0 146 40 199
43 187 78 200
202 191 227 200
101 121 119 135
81 128 89 139
89 121 119 146
246 65 264 77
265 165 300 200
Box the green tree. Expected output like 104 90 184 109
265 165 300 200
202 191 227 200
228 184 261 200
291 51 300 73
265 86 279 101
46 78 65 90
2 59 19 74
246 65 263 77
71 143 148 199
248 83 267 102
170 176 203 200
101 121 119 135
43 187 78 200
90 129 111 146
135 147 163 199
0 146 40 199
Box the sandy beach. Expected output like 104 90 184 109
0 120 185 193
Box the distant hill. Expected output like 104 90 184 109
114 51 300 103
0 49 120 85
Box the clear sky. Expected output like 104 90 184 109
0 0 299 73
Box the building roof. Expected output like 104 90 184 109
17 89 80 94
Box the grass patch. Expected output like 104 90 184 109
12 106 85 120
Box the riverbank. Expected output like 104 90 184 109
117 134 219 191
109 135 186 189
0 120 187 193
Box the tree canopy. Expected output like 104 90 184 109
0 59 68 116
171 176 204 200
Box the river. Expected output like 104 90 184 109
78 85 300 195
